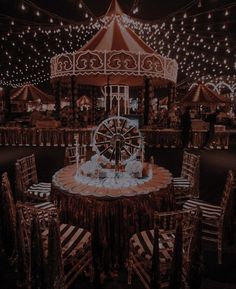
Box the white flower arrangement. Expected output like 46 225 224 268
125 160 143 177
80 160 101 176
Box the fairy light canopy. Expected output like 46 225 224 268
0 0 235 87
50 0 178 86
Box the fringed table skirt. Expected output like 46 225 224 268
51 164 174 272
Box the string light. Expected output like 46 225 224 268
0 1 235 86
21 3 26 10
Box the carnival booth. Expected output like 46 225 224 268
180 84 230 148
10 84 54 113
181 83 231 114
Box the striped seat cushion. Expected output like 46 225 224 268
42 224 91 264
183 199 222 219
130 230 174 262
32 201 56 211
173 177 191 188
27 182 51 199
19 202 57 227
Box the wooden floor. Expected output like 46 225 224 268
0 135 236 289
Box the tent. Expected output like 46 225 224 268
10 85 54 112
76 95 92 110
181 84 231 106
50 0 178 86
11 85 54 103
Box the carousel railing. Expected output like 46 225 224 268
0 126 229 149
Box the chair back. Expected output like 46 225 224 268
154 208 198 254
181 151 200 197
220 170 234 213
155 208 197 231
1 172 16 223
64 145 87 166
15 154 38 198
16 202 58 232
15 207 31 288
154 208 199 287
1 172 16 255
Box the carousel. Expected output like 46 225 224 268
50 0 178 120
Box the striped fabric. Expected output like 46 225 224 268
32 201 55 210
130 230 174 262
173 177 191 188
42 224 91 264
27 182 51 199
183 199 222 219
17 201 57 230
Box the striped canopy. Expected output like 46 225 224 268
181 84 231 106
11 85 54 103
76 95 92 107
50 0 178 86
159 96 168 106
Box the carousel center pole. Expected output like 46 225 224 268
106 77 110 115
71 76 76 124
55 81 61 120
144 76 150 126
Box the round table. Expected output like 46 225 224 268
51 164 173 271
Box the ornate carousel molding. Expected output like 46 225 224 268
50 50 178 84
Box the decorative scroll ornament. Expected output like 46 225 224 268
51 50 178 85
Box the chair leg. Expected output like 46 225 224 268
127 254 133 285
89 262 94 282
218 231 223 264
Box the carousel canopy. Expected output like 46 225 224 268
50 0 178 86
181 84 231 106
10 85 54 104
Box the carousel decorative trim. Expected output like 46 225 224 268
50 50 178 84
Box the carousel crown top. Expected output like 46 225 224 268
50 0 178 86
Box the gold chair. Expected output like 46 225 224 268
16 204 93 288
0 172 56 262
173 151 200 206
128 208 199 289
64 145 87 166
15 154 51 202
183 170 234 264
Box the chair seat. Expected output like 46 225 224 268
42 224 91 265
17 201 57 229
27 182 51 200
173 177 191 188
32 201 55 210
183 199 222 219
130 230 174 262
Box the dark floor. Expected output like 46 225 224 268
0 134 236 289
